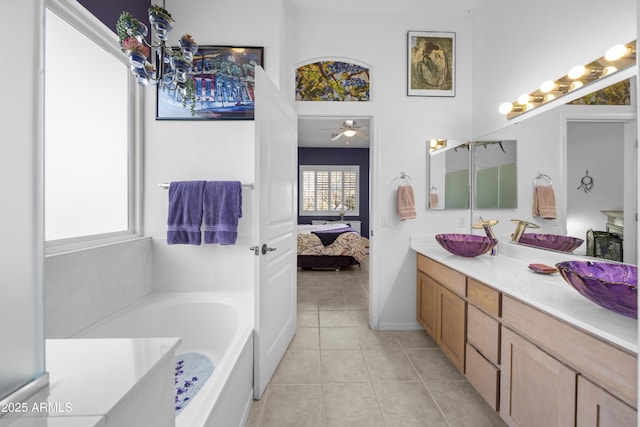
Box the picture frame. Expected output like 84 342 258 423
407 31 455 97
156 45 264 120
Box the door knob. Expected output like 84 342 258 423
261 244 276 255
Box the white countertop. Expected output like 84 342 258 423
411 236 638 354
0 337 180 426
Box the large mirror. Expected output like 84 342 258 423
471 89 637 264
473 140 517 209
428 139 470 209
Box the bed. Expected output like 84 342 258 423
297 223 368 270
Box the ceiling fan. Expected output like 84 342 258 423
330 119 366 141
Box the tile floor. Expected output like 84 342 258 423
247 257 507 427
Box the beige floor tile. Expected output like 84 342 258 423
406 348 466 382
345 294 369 310
363 348 419 382
321 349 371 383
271 349 321 384
319 310 353 327
319 287 345 298
374 381 449 426
322 383 385 427
349 310 370 327
297 310 319 328
245 393 265 427
289 327 319 350
260 384 322 427
427 381 507 427
320 327 360 349
356 327 399 350
319 296 348 310
297 287 319 309
393 329 438 349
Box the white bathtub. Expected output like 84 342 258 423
74 292 254 427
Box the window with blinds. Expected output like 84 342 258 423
300 165 360 216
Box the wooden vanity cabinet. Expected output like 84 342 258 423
502 295 637 427
415 253 637 426
500 327 577 427
576 376 637 427
416 254 466 372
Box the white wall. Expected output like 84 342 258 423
45 238 153 338
144 0 285 293
472 0 637 139
566 122 624 243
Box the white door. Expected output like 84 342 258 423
253 66 298 399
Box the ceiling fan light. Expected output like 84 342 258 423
343 129 357 137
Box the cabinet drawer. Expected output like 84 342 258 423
467 304 500 364
465 343 499 411
467 278 501 317
417 255 466 297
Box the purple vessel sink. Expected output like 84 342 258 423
519 233 584 253
435 234 498 257
555 261 637 319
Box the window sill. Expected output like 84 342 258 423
45 234 148 257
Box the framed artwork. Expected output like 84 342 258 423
407 31 455 97
156 45 264 120
295 61 370 101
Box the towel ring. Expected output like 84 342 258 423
396 172 412 185
533 172 552 186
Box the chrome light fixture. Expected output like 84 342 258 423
117 4 198 112
499 40 636 120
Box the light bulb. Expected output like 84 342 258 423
539 80 556 93
543 94 556 103
343 129 357 137
517 94 530 105
605 44 628 61
568 65 586 80
570 81 583 91
601 66 617 77
498 102 514 115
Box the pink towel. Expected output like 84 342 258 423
397 185 416 220
532 185 557 219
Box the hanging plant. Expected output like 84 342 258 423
148 4 174 22
116 12 143 50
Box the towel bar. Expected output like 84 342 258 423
159 182 254 190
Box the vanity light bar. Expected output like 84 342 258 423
499 40 636 120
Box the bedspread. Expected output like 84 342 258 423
297 225 368 264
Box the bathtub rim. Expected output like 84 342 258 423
73 291 254 427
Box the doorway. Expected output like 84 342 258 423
565 117 637 264
297 116 374 322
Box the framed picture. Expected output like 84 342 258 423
156 45 264 120
407 31 455 97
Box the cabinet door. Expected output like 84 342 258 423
437 285 466 372
417 271 437 339
577 376 637 427
500 327 576 427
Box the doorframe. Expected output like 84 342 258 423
561 105 637 264
296 112 380 329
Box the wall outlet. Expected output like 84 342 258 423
458 216 466 228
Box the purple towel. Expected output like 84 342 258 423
167 181 206 245
203 181 242 245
